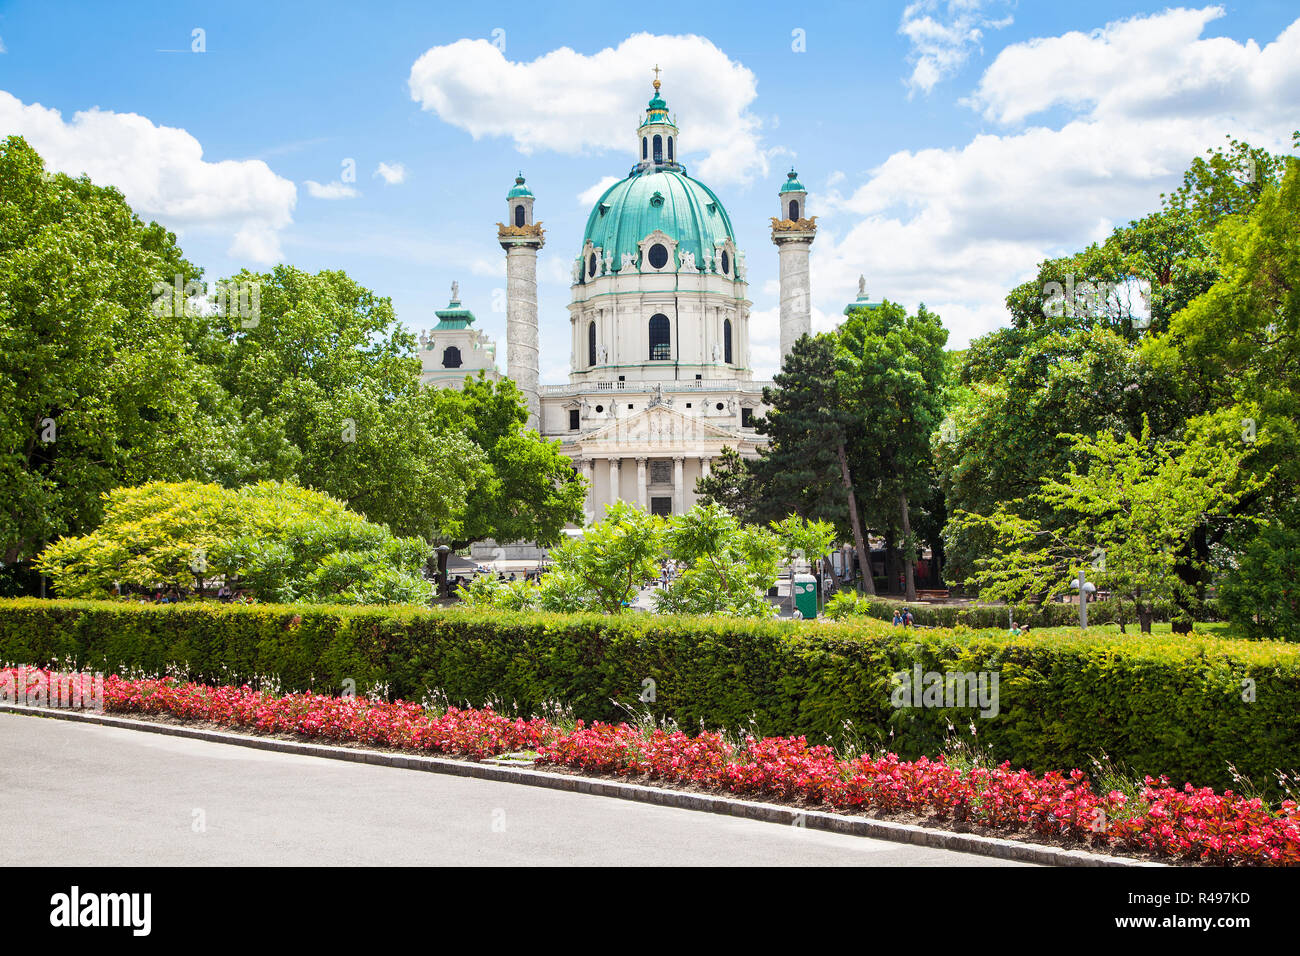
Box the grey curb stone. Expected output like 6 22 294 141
0 703 1161 867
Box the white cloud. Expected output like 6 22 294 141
0 90 295 263
303 179 359 199
817 8 1300 350
374 161 406 185
966 6 1300 127
408 33 768 184
577 176 620 207
899 0 1014 96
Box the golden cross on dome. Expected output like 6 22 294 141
652 64 661 90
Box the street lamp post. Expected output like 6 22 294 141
1071 567 1097 628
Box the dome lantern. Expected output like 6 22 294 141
506 173 535 228
778 168 807 221
636 66 680 171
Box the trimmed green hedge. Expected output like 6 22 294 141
0 598 1295 792
823 590 1217 629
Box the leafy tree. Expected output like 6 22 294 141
457 502 797 619
184 265 491 541
1217 501 1300 641
0 135 218 566
954 420 1258 632
693 445 759 521
752 334 875 592
654 502 782 618
769 514 837 612
424 377 587 549
837 301 948 601
36 481 433 604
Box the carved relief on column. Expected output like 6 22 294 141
672 456 685 515
608 457 620 508
636 457 648 511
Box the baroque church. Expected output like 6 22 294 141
421 74 826 543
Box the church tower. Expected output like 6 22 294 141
771 169 816 362
498 174 544 429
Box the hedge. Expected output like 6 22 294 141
1 598 1296 793
823 590 1219 629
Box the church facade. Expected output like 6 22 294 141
496 76 818 524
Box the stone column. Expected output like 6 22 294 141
772 223 816 367
673 456 685 515
636 457 648 511
499 226 545 431
701 456 712 480
608 457 620 507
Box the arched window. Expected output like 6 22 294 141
649 314 671 361
652 134 663 164
720 250 730 275
667 136 674 161
723 318 733 364
642 137 648 159
442 346 463 369
514 204 526 227
588 321 597 367
788 199 800 220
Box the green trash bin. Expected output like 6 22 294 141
792 573 818 619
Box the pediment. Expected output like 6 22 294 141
580 403 740 444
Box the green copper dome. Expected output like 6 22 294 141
779 169 805 193
506 174 533 199
580 169 736 276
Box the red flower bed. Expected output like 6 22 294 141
4 667 1297 866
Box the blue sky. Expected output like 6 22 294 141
3 0 1299 380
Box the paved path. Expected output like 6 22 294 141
0 712 1030 866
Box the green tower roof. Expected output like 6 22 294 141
779 169 805 193
506 174 533 199
434 285 476 329
579 168 736 277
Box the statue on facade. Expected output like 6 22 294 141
622 252 638 272
711 342 721 362
451 280 459 301
598 344 609 364
678 250 696 272
858 274 866 297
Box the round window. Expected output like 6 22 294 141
588 253 597 277
647 243 669 269
720 251 730 274
716 402 724 411
595 404 604 413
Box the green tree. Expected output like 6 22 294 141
692 445 759 521
837 301 949 601
184 265 490 541
770 514 837 613
424 376 587 549
36 480 433 605
954 420 1258 631
0 135 219 566
752 334 874 592
655 502 783 618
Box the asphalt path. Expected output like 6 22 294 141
0 712 1030 866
